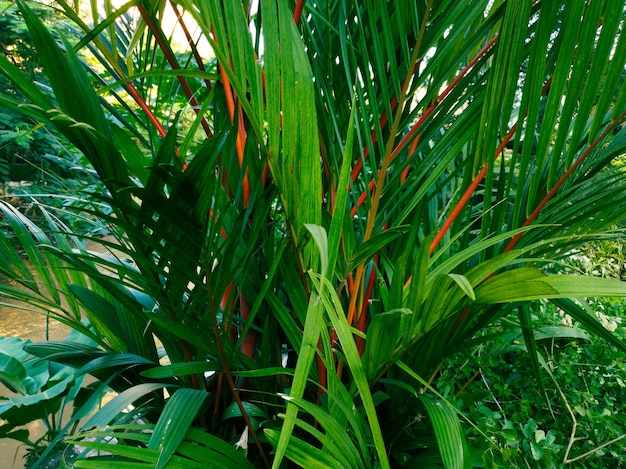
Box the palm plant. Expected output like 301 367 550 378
1 0 626 467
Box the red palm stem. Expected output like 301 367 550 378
123 82 167 138
430 77 553 255
504 109 626 252
168 0 214 93
356 258 377 355
209 285 270 469
428 126 515 255
137 4 212 137
293 0 305 25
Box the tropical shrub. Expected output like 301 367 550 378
1 0 626 467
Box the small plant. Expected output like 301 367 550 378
438 299 626 467
0 334 94 468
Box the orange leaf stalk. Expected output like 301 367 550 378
451 93 625 403
316 344 327 394
428 134 510 256
329 258 373 360
217 54 251 207
348 97 398 217
404 121 514 348
213 30 255 363
121 63 187 167
424 124 520 340
433 75 617 364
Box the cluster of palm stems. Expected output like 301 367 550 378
1 0 626 467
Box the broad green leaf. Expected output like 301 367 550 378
348 227 410 271
221 401 267 421
271 291 326 468
81 383 168 431
552 298 626 353
530 326 590 342
16 0 109 137
321 369 373 465
0 353 29 395
68 285 126 352
261 0 321 262
277 395 363 469
265 429 343 469
140 361 221 379
148 388 209 469
67 439 203 468
327 97 357 276
0 200 57 300
363 309 410 382
304 224 329 280
71 424 255 468
77 353 155 376
476 269 626 303
421 394 471 469
8 368 74 407
448 274 475 301
311 273 390 469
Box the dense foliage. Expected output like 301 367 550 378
0 0 626 467
0 1 73 183
0 0 102 240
